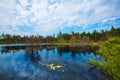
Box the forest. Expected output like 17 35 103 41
0 26 120 44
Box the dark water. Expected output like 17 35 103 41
0 44 106 80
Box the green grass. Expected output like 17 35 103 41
90 37 120 80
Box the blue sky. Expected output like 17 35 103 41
0 0 120 36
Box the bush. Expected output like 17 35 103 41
90 37 120 80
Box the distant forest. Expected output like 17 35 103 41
0 26 120 44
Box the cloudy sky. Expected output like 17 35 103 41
0 0 120 36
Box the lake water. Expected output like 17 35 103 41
0 44 106 80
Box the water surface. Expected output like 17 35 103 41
0 44 106 80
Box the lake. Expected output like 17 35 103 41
0 44 107 80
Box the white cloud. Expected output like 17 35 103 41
102 17 119 23
0 0 120 36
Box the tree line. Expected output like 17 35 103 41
0 26 120 44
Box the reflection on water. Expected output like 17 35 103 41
25 47 41 63
0 44 106 80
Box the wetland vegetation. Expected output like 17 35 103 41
90 37 120 80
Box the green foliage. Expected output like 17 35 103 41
90 37 120 80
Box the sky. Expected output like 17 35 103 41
0 0 120 36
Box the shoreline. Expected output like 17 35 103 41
0 42 102 47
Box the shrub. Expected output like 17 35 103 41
90 37 120 80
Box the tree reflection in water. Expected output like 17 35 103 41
25 46 41 63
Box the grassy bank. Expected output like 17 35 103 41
90 37 120 80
